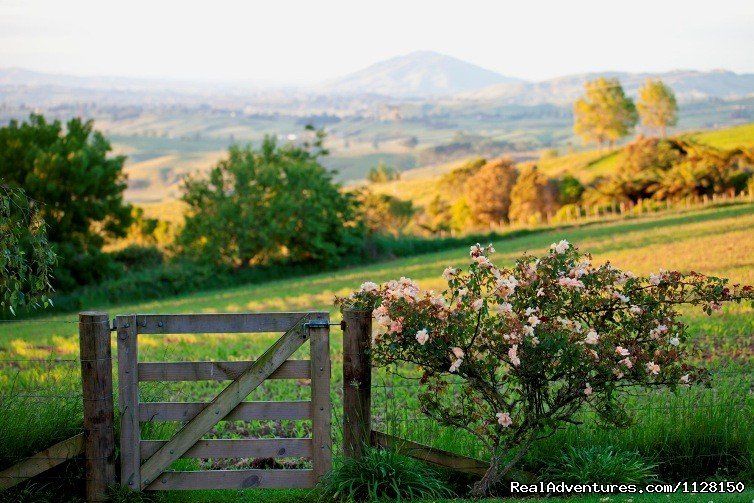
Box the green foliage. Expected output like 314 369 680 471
318 449 453 501
179 134 363 267
112 244 164 271
357 190 415 236
591 137 754 203
544 445 657 485
574 78 638 148
338 241 754 494
0 114 132 291
0 184 56 314
367 162 401 183
638 79 678 137
558 174 585 204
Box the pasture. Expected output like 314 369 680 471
1 203 753 502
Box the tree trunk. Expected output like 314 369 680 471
471 455 502 497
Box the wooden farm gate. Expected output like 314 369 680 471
116 312 331 491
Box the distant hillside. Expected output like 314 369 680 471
460 70 754 104
318 51 522 97
369 123 754 209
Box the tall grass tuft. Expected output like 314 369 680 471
318 448 454 501
544 446 657 485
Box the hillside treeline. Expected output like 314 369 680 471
363 135 754 236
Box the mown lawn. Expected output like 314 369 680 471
1 203 753 501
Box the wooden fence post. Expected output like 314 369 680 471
79 312 116 502
342 310 372 460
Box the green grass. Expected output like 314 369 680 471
1 204 753 501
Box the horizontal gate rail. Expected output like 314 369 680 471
138 360 310 381
139 401 311 421
132 313 312 334
145 469 315 490
140 438 313 459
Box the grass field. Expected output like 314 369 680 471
1 203 753 501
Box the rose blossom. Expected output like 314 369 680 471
442 267 459 280
472 298 484 311
584 330 599 345
615 346 630 357
551 239 570 254
415 329 429 345
496 412 512 427
646 361 661 375
508 345 520 366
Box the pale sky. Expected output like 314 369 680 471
1 0 753 85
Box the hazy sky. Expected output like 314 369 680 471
1 0 753 84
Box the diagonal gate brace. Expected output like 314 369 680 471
138 314 311 489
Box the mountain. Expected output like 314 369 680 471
459 70 754 104
317 51 523 97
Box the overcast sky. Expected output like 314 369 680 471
1 0 753 84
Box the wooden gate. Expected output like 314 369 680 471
116 312 331 491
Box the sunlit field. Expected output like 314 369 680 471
2 203 753 502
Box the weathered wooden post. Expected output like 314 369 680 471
342 309 372 460
79 312 116 502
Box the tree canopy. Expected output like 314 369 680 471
179 135 364 267
464 158 518 225
1 184 56 314
0 114 132 290
637 79 678 137
573 78 638 148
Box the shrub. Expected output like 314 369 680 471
336 240 754 495
544 445 657 485
318 448 453 501
112 245 164 271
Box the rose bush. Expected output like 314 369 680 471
336 241 754 495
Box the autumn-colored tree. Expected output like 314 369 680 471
573 78 638 149
508 166 559 224
463 158 518 226
637 79 678 137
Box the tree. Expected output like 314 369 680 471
367 162 400 183
558 174 585 204
0 115 132 290
509 166 559 224
418 195 452 236
1 184 56 314
178 135 363 267
356 190 415 236
637 79 678 137
464 158 518 226
573 78 638 148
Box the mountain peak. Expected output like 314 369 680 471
319 51 523 97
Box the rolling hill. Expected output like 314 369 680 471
318 51 522 97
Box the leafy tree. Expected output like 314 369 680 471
464 158 518 225
356 190 415 236
0 115 132 290
439 157 486 193
179 135 363 267
1 184 56 314
509 166 559 224
367 162 401 183
574 78 638 148
558 174 585 204
637 79 678 137
418 195 452 236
